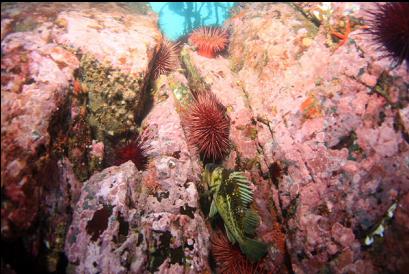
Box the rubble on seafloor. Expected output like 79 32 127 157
1 2 408 274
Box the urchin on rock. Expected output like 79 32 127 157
182 91 230 161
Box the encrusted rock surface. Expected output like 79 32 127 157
2 2 408 274
226 2 409 274
185 48 287 271
1 2 162 273
66 70 210 273
1 13 79 237
138 71 210 273
65 161 145 273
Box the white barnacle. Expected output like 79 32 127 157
364 236 374 246
373 224 385 237
387 202 397 218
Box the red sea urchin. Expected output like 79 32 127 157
114 138 148 170
366 3 409 69
189 26 229 58
151 38 180 80
211 231 264 274
182 91 230 161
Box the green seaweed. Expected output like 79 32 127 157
180 47 211 96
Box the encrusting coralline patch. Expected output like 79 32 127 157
1 2 164 273
227 2 408 273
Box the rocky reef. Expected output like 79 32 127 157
1 2 408 274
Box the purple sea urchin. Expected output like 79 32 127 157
182 90 230 161
151 38 180 80
366 3 409 69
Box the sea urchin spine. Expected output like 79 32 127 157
114 137 148 170
211 231 264 274
189 26 229 58
366 3 409 69
151 38 180 80
182 90 230 161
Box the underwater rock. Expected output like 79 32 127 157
226 2 409 273
66 72 211 273
1 2 161 272
184 45 287 271
2 2 408 274
139 70 210 273
1 15 79 238
42 159 82 273
51 4 161 142
65 161 146 273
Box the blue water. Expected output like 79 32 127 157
149 2 236 41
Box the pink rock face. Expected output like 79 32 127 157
52 5 160 77
1 18 79 237
138 71 211 272
65 162 146 273
1 2 162 273
66 71 211 273
226 2 409 273
2 2 409 274
187 44 287 271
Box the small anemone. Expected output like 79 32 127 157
182 90 230 161
189 26 229 58
366 3 409 69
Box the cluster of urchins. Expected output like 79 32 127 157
114 25 231 169
113 26 265 273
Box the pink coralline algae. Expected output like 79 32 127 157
90 140 104 159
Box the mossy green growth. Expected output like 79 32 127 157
80 54 144 141
13 17 40 33
172 82 193 107
180 47 211 96
290 4 320 37
230 56 245 73
374 71 393 103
